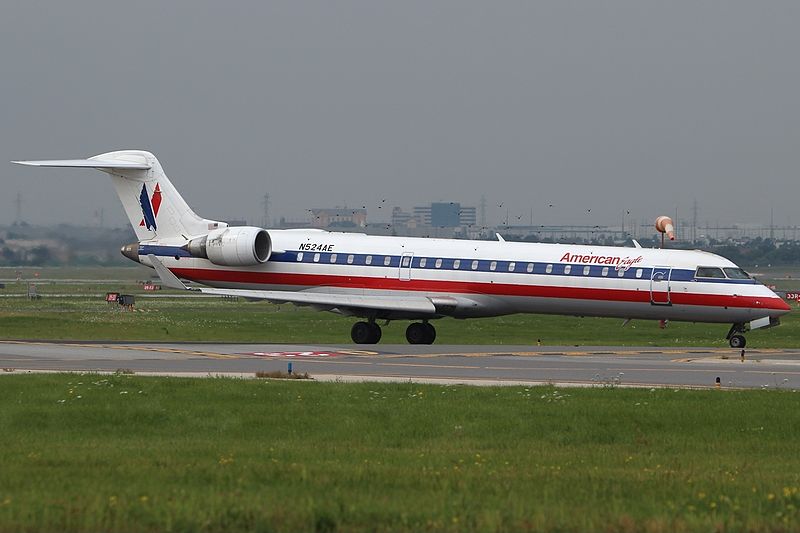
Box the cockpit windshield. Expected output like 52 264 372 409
695 266 726 279
723 267 751 280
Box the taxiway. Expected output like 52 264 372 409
2 341 800 388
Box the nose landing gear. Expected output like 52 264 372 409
726 323 746 349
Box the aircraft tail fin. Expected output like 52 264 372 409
12 150 226 241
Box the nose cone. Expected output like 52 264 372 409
120 243 140 263
771 296 792 314
764 288 792 315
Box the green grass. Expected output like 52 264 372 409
0 290 798 347
0 266 152 281
0 375 798 532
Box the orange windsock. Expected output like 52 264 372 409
655 216 675 240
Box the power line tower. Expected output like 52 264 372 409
479 195 487 228
14 192 22 224
261 193 271 228
770 207 775 241
691 199 699 244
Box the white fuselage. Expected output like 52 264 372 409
139 229 790 323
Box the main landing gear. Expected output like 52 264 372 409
405 322 436 345
726 323 746 349
351 321 382 344
349 320 437 345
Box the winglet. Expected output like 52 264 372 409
147 254 188 290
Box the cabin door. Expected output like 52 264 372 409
650 267 672 305
399 253 413 281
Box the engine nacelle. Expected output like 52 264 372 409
187 226 271 266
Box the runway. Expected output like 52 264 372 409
2 341 800 389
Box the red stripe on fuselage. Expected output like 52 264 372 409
170 267 790 311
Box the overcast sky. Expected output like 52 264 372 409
2 1 799 231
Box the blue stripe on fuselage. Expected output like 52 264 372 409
140 246 757 285
139 244 192 258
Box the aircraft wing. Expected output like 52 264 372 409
195 287 438 314
148 255 440 316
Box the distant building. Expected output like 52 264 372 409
412 203 477 228
391 207 414 229
277 217 312 229
310 208 367 228
459 206 477 226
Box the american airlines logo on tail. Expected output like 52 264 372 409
139 183 162 231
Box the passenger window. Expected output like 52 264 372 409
365 255 372 265
490 261 497 271
384 256 391 266
313 253 320 263
601 267 609 277
420 258 427 268
435 258 442 269
635 268 643 279
695 267 725 279
296 252 304 262
401 256 410 267
564 265 571 275
471 260 479 270
545 264 553 274
618 268 625 277
526 263 534 273
583 266 590 276
453 259 460 269
508 262 516 272
347 254 354 264
330 254 337 263
724 267 751 280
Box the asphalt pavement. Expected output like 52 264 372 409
2 341 799 389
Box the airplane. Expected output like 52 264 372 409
12 150 790 347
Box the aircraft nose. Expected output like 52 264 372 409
771 297 792 313
764 290 792 315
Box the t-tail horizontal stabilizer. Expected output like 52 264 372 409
11 159 151 170
12 150 225 241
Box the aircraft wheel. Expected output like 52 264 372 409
423 322 436 344
729 334 746 349
406 322 435 344
368 322 382 344
351 321 374 344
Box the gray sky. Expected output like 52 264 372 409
2 1 799 231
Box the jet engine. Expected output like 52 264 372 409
187 226 271 266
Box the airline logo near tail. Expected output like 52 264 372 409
139 183 162 231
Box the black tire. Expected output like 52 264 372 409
368 322 382 344
729 334 746 349
351 321 373 344
423 322 436 344
406 323 428 344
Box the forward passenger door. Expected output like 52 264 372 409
650 267 672 305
